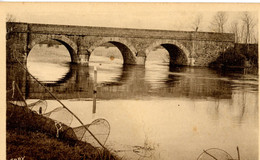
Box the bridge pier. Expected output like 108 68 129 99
188 57 196 66
135 56 146 65
134 51 146 65
77 44 90 65
78 54 89 65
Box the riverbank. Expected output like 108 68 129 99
209 43 258 74
6 102 119 160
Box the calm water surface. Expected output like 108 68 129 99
20 46 259 160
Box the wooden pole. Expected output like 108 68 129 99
15 83 27 107
237 146 240 160
12 81 15 98
93 66 97 114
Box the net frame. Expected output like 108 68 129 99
197 148 234 160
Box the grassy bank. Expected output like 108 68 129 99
7 129 112 160
6 102 119 160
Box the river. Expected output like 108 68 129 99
10 44 259 160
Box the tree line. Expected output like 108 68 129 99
192 11 258 44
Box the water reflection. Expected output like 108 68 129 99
6 59 258 160
8 60 258 126
89 56 124 84
145 62 170 89
27 62 72 86
6 60 256 101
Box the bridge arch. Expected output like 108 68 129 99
145 40 191 66
88 37 138 65
28 35 78 63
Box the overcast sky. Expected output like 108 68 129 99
3 3 259 32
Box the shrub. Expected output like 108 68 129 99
210 48 246 67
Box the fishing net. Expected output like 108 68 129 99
197 148 233 160
43 107 73 126
7 80 111 149
27 100 48 114
7 81 48 115
73 118 110 147
7 102 78 142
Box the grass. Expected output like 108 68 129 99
7 128 93 160
7 128 118 160
6 102 120 160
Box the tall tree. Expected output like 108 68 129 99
241 12 256 44
210 12 228 33
230 21 239 43
253 28 258 44
191 14 203 32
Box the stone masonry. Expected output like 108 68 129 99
6 22 235 66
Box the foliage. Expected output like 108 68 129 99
209 48 246 67
235 43 258 67
210 43 258 68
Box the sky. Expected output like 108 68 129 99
2 3 258 33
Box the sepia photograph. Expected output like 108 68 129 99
2 2 259 160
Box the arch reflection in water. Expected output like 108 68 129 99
25 63 237 100
27 62 71 84
25 63 74 99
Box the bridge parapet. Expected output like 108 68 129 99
7 22 234 42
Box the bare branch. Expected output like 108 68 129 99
6 14 16 22
230 21 239 43
209 12 228 33
191 14 203 32
241 12 257 44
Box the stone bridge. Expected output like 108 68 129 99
6 22 234 66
